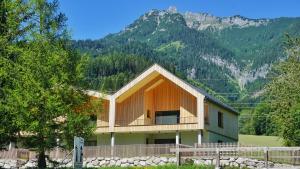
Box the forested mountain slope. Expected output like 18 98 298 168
74 7 300 104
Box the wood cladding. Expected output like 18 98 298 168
113 75 197 126
97 100 109 127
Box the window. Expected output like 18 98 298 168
147 110 151 118
155 110 180 125
218 112 223 128
204 103 209 124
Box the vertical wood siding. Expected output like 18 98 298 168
97 99 109 127
115 76 197 126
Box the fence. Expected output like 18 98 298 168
0 144 176 160
171 143 300 167
1 143 300 166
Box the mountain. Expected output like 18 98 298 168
74 6 300 104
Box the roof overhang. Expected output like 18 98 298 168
113 64 202 100
86 64 238 115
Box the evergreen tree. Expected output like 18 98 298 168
1 0 99 167
0 0 33 148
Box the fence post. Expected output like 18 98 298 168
264 147 269 169
215 148 220 169
292 150 296 165
176 144 181 166
194 143 197 157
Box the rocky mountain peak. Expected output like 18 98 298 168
167 6 177 14
183 11 269 30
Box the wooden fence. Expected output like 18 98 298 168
84 144 175 158
0 144 176 160
171 143 300 167
1 143 299 167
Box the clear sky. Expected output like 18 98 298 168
59 0 300 40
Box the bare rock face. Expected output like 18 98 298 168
183 11 269 31
167 6 177 14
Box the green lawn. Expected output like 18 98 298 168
85 165 244 169
239 134 284 147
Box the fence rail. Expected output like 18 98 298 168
1 143 299 167
0 144 176 160
171 143 300 166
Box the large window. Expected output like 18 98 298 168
218 111 224 128
155 110 180 125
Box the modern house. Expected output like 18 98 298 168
87 64 238 146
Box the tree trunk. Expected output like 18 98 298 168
38 150 46 168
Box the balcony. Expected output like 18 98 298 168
95 116 199 133
115 116 197 127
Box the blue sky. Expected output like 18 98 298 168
59 0 300 40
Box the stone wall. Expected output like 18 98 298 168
0 156 295 168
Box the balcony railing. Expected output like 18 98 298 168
114 116 197 127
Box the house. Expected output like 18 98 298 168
87 64 238 146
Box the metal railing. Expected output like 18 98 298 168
115 116 197 127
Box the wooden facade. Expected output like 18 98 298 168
93 64 238 143
113 75 197 127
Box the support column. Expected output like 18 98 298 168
197 130 203 144
197 95 205 129
110 132 115 147
175 131 181 166
110 132 115 157
8 142 15 150
176 131 180 145
109 97 116 132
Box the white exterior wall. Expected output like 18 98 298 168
97 134 111 145
204 101 238 142
204 130 237 142
95 132 199 146
115 133 147 145
181 131 197 146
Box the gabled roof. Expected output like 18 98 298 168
89 64 238 114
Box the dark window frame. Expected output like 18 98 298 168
155 110 180 125
218 111 224 128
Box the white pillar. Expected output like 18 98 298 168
197 130 203 144
176 131 180 145
110 132 115 157
109 97 116 132
8 142 15 150
197 95 205 129
110 132 115 147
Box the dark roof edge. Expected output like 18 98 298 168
205 96 239 115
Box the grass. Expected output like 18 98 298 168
156 41 185 52
239 134 284 147
82 164 246 169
